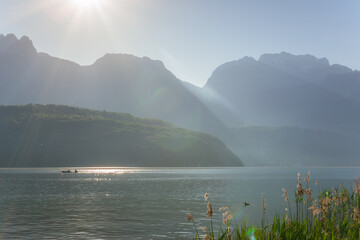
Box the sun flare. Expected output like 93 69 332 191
72 0 101 8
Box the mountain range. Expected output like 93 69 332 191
0 34 224 135
202 53 360 133
1 33 360 166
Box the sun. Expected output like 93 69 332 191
72 0 101 8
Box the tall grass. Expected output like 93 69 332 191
187 172 360 240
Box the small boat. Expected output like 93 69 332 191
61 169 79 173
244 202 250 207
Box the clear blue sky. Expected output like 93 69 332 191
1 0 359 86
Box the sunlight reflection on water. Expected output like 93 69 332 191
78 167 134 174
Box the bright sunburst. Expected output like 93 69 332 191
72 0 101 8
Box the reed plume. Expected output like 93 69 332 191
204 195 214 238
206 202 213 218
282 188 289 202
219 206 228 211
186 208 199 237
305 188 312 200
187 213 193 222
204 193 209 201
282 187 292 219
340 185 349 203
222 210 233 225
262 194 267 215
318 192 332 224
296 173 305 197
308 200 321 216
353 207 360 223
202 234 211 240
332 188 340 206
306 170 310 185
354 176 360 196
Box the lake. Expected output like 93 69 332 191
0 167 359 239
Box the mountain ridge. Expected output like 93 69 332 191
2 33 360 166
0 34 227 135
203 53 360 135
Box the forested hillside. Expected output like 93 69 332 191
0 105 242 167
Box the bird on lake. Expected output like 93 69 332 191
244 202 250 206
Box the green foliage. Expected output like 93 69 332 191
189 175 360 239
0 104 242 167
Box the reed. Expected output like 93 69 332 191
187 172 360 240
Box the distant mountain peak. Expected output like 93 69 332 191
259 52 330 67
0 34 19 50
93 53 166 71
1 33 18 41
19 35 34 46
238 56 256 62
0 33 36 56
256 52 353 81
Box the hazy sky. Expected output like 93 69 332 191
1 0 359 86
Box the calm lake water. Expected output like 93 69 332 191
0 167 359 239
